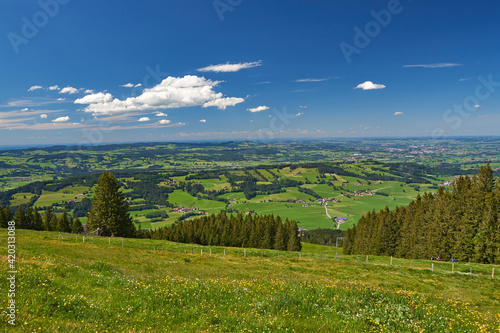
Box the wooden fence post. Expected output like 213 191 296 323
320 252 323 261
452 263 454 274
244 249 246 257
299 252 301 260
201 249 203 255
109 237 111 245
390 256 393 267
431 263 434 272
492 268 495 279
278 251 280 259
224 249 226 256
83 236 85 243
366 255 368 264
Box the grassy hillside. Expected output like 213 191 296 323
1 229 499 332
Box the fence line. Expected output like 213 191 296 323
3 228 498 279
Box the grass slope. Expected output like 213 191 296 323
1 229 499 332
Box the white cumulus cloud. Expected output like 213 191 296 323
199 119 207 123
75 92 113 104
77 75 245 115
202 97 245 110
52 116 70 122
40 114 48 119
57 98 66 101
21 108 29 112
197 61 262 73
354 81 386 90
84 89 94 94
28 85 43 91
155 112 167 117
247 105 269 113
158 119 171 125
49 85 60 91
296 112 304 117
59 86 78 94
120 83 143 88
138 117 150 122
394 112 404 116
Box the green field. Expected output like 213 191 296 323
2 161 457 231
1 229 499 332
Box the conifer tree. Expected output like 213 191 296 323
25 205 34 230
71 217 84 234
57 209 71 232
0 206 12 228
43 207 53 231
86 172 135 237
14 206 27 229
32 206 43 231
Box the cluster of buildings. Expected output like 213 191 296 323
342 190 374 197
171 207 198 213
11 177 30 182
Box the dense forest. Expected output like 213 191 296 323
0 205 83 234
301 228 345 247
150 212 302 251
343 163 500 264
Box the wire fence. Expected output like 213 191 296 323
3 228 498 280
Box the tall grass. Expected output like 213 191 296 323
1 229 499 332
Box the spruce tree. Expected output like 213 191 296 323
14 206 27 229
71 217 84 234
0 206 12 228
86 172 135 237
43 207 53 231
57 209 71 232
32 206 43 231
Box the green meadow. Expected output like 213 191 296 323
1 229 499 332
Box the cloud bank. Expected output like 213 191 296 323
75 75 245 115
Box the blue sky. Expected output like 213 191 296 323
1 0 499 146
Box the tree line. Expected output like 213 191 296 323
0 205 83 233
343 163 500 264
149 212 302 251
